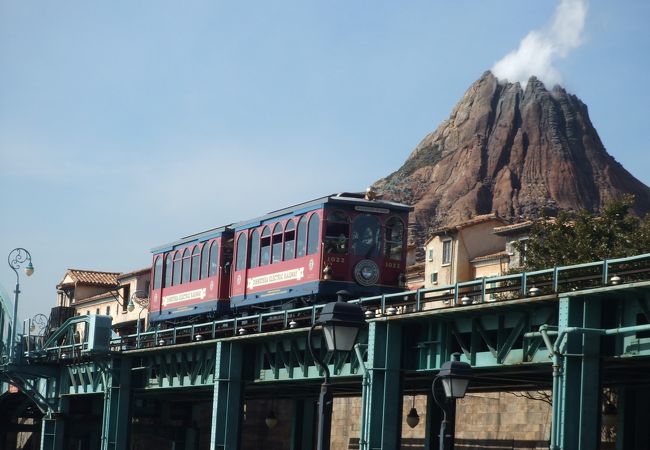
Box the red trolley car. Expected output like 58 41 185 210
149 225 234 322
230 192 412 310
147 192 411 324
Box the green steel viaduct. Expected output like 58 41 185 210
2 253 650 449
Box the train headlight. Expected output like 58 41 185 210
354 260 380 286
323 264 333 280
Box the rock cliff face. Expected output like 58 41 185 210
374 71 650 241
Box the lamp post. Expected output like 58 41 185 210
7 248 34 361
128 290 149 347
432 353 473 450
307 291 366 450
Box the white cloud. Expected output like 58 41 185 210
492 0 588 87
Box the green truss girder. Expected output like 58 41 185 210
141 346 216 389
255 333 363 382
409 305 557 372
65 361 108 394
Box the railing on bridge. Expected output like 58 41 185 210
16 253 650 360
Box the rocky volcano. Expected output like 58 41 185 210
374 71 650 239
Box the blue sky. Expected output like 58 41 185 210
1 0 649 320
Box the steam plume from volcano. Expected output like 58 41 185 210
492 0 588 87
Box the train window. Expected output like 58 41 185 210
272 223 283 263
173 251 182 285
153 256 163 289
260 227 271 266
307 213 321 255
235 233 247 271
351 215 380 258
249 230 260 268
284 220 296 260
325 211 349 254
182 248 191 283
385 217 404 260
201 243 210 279
296 216 307 258
164 254 173 288
209 241 219 276
191 246 201 281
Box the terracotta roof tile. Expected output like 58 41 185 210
427 214 509 243
62 269 121 287
493 220 534 234
470 251 510 263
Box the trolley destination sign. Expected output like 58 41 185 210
247 267 305 289
162 288 208 306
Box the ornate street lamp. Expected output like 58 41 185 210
129 290 149 347
308 291 366 450
432 353 473 450
7 248 34 360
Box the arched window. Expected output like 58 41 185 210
209 241 219 277
191 246 201 281
272 223 284 263
351 215 380 258
181 248 191 283
307 213 321 255
235 234 247 271
153 256 163 289
385 217 405 260
325 211 349 254
249 230 260 269
164 254 173 288
296 216 307 258
173 251 182 285
260 227 271 266
284 220 296 261
201 243 210 279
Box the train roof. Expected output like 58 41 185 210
233 192 412 231
151 193 412 254
151 224 234 254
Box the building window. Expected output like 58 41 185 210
249 230 260 269
96 308 100 315
122 285 130 313
307 213 321 255
272 223 283 263
428 249 434 262
153 256 163 290
181 248 191 284
442 240 452 265
209 241 219 276
325 211 349 255
260 227 271 266
384 217 404 260
284 221 296 261
351 214 380 257
201 243 210 279
296 216 307 258
235 233 247 271
106 306 111 315
173 251 182 285
190 246 201 281
430 272 438 284
164 254 173 288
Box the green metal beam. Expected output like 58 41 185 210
361 321 403 450
100 357 131 450
210 341 244 450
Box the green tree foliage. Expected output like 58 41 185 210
516 195 650 271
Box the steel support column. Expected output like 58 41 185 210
360 321 403 450
100 358 131 450
210 341 244 450
424 391 444 450
40 398 68 450
554 296 602 450
290 398 315 450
